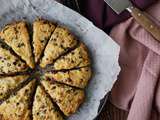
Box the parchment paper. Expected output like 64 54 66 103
0 0 120 119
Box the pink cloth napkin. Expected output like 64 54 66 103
110 1 160 120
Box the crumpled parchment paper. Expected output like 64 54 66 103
0 0 120 119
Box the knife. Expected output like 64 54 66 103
104 0 160 41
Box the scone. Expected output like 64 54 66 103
0 80 36 120
52 43 90 70
40 26 78 68
0 75 29 100
45 67 91 88
0 21 35 68
33 86 64 120
0 19 92 119
33 19 56 63
0 42 28 75
41 77 85 116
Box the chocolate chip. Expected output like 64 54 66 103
40 39 45 43
16 102 19 106
13 61 17 65
51 86 56 89
25 89 29 93
7 63 11 67
79 56 82 59
71 60 74 63
60 44 63 48
71 52 75 55
14 27 18 34
54 43 58 46
18 63 22 67
67 79 72 82
17 43 25 48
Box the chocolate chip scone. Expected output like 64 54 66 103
45 67 91 88
0 75 29 100
0 19 92 120
33 86 64 120
41 77 85 116
0 80 36 120
40 26 78 68
51 42 90 70
33 19 56 63
0 42 28 75
0 21 35 68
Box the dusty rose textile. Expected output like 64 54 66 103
110 1 160 120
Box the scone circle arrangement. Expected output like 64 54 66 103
0 18 91 120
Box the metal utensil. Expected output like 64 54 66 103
104 0 160 41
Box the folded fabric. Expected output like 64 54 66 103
110 1 160 120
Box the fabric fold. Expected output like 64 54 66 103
110 1 160 119
127 51 160 120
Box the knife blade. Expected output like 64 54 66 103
104 0 160 41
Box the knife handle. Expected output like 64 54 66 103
127 7 160 41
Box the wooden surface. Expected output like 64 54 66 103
98 100 128 120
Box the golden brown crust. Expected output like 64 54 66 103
41 77 85 116
0 75 29 100
0 19 92 118
40 25 78 68
52 42 90 70
0 21 35 68
0 43 28 74
33 19 56 63
45 67 91 88
0 80 36 120
33 86 64 120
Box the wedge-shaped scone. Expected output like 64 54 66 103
0 79 36 120
45 67 91 88
0 43 28 75
0 75 29 100
52 43 90 70
41 78 85 116
33 86 64 120
40 26 78 68
0 21 35 68
33 19 56 63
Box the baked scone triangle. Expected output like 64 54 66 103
0 21 35 68
45 67 91 88
40 26 78 68
0 79 36 120
33 86 64 120
41 77 85 116
52 43 90 70
0 42 28 75
0 74 29 100
33 19 56 63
